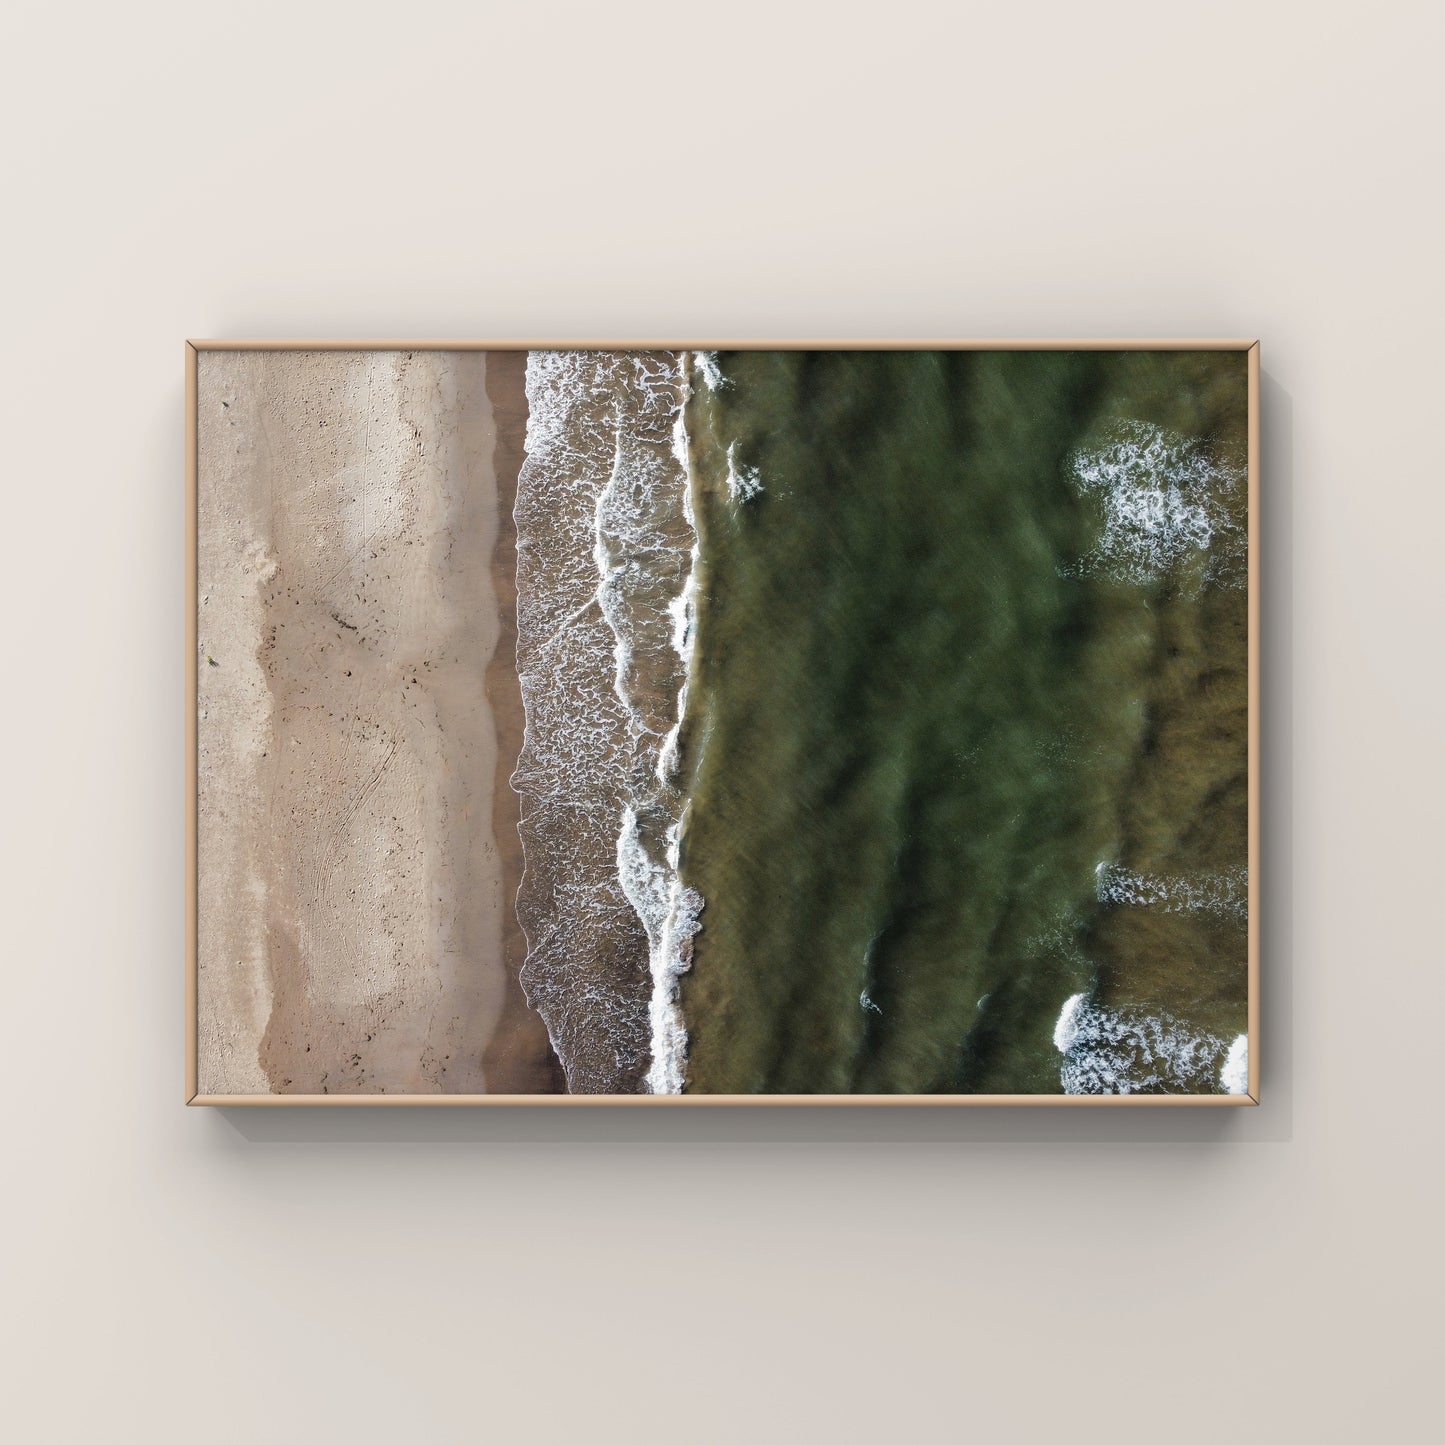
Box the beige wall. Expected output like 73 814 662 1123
1 1 1438 1439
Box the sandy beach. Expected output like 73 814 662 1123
196 348 557 1094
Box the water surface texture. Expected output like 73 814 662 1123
513 349 1250 1095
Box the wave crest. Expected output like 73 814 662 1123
1053 993 1240 1095
1065 419 1246 588
1095 863 1248 923
514 351 703 1093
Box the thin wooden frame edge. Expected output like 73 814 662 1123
185 338 1261 1108
188 338 1259 352
189 1092 1258 1108
1247 341 1261 1104
186 340 199 1106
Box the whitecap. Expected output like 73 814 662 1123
1095 862 1248 923
1220 1033 1250 1095
619 805 704 1094
1064 419 1246 588
695 351 727 391
1054 993 1236 1095
724 441 764 504
1052 992 1089 1052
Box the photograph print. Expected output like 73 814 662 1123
190 343 1256 1102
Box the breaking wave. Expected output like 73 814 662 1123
695 351 727 393
1053 992 1236 1095
724 441 764 503
512 351 703 1093
1096 863 1248 922
1220 1033 1250 1094
1064 419 1246 588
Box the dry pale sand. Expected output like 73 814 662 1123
196 348 558 1094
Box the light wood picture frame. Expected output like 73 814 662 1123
186 339 1259 1107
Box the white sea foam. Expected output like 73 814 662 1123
725 441 764 503
1065 420 1246 589
1054 993 1236 1095
695 351 727 392
617 806 704 1094
657 421 701 784
513 350 705 1093
1221 1033 1250 1095
1052 992 1089 1052
639 355 707 1091
1095 863 1248 922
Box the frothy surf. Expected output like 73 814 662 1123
1064 419 1246 589
724 441 765 504
513 351 704 1093
1053 992 1238 1095
1096 863 1248 922
1220 1033 1250 1095
695 351 727 393
1059 861 1250 1093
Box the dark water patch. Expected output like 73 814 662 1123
677 350 1249 1094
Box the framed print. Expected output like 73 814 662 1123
187 340 1259 1105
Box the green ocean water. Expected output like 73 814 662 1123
675 350 1249 1094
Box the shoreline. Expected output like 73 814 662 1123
481 351 568 1092
509 351 695 1092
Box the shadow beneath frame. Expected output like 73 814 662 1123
214 1101 1258 1147
1256 369 1295 1141
207 368 1296 1151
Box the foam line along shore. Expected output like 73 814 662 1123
511 351 708 1093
